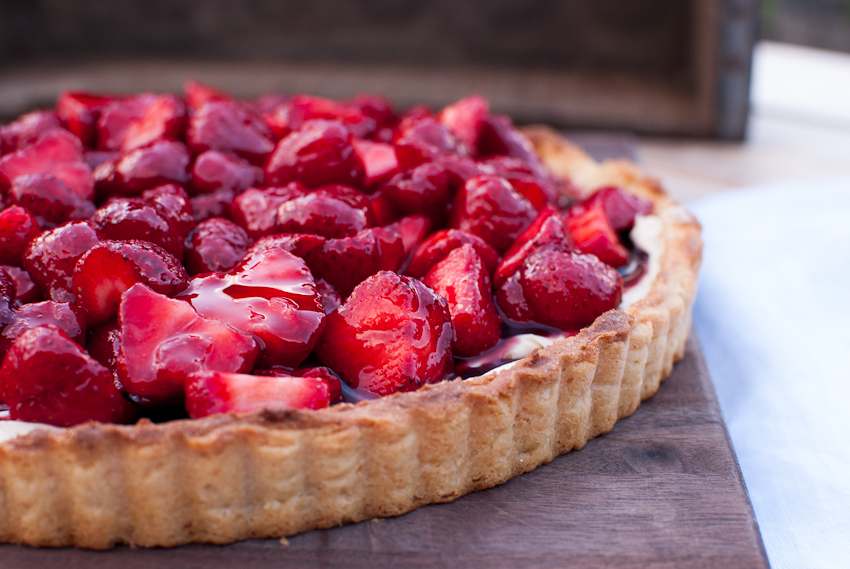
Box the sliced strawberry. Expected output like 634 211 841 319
84 149 121 169
0 206 42 266
96 93 156 150
253 366 343 404
352 139 399 190
1 268 16 326
184 80 233 112
0 110 62 154
478 114 547 178
450 174 537 253
315 271 454 397
23 220 101 303
87 319 121 374
57 91 114 147
405 228 499 279
272 95 376 139
190 150 263 195
185 217 252 275
275 184 376 238
185 370 329 419
394 117 469 170
266 119 366 190
10 175 95 229
379 161 452 223
117 284 258 402
178 247 326 368
495 206 574 286
434 154 484 188
0 325 135 426
565 204 630 267
246 233 326 261
385 215 431 259
0 265 40 304
496 245 623 330
190 187 235 223
423 245 501 357
352 93 395 138
187 100 274 164
315 278 342 313
577 186 654 231
367 188 398 226
97 93 187 152
437 95 489 152
0 130 94 201
0 301 86 361
140 184 196 242
92 196 186 258
94 140 190 197
230 183 307 238
305 227 405 297
72 240 189 326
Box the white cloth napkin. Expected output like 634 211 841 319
690 177 850 569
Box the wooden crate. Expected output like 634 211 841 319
0 0 756 138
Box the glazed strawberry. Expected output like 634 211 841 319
265 119 365 189
117 283 258 402
0 110 62 154
0 268 15 320
305 227 405 297
140 184 196 241
379 161 452 222
253 366 343 404
496 245 622 330
72 240 189 326
190 187 235 223
495 206 574 286
0 265 40 304
9 175 95 228
270 94 376 139
184 80 232 111
185 370 330 419
0 206 41 266
184 217 252 275
87 319 120 374
352 93 395 139
315 278 342 313
352 139 399 189
405 228 499 279
246 233 326 260
94 140 190 197
97 93 187 152
367 188 398 226
450 174 537 253
565 204 629 267
23 220 101 303
179 247 326 368
84 150 121 169
56 91 114 147
275 184 376 238
394 116 469 170
187 100 274 164
230 183 307 238
437 95 489 151
0 301 86 360
422 245 501 357
91 196 187 258
190 150 263 194
576 186 654 231
0 130 94 201
0 326 135 426
478 114 547 178
316 271 454 397
385 215 432 259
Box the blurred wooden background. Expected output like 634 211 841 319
0 0 756 138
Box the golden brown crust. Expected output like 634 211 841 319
0 127 702 549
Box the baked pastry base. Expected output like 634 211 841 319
0 127 702 549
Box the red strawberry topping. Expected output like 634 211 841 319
405 228 500 279
56 91 114 147
9 175 96 229
93 140 190 197
23 220 101 303
385 215 432 259
315 271 454 397
0 300 86 360
246 232 326 260
352 138 399 189
275 184 376 238
495 206 574 286
575 186 654 231
565 204 630 267
0 325 135 426
97 93 187 152
187 100 274 164
184 217 252 275
253 366 343 404
91 195 187 258
0 265 40 304
190 187 235 223
379 161 452 222
0 110 62 154
184 80 232 111
394 116 469 170
190 150 263 195
230 183 307 238
437 94 490 151
0 206 41 266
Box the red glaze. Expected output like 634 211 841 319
72 240 189 326
87 319 121 374
275 184 376 238
190 150 263 195
91 196 186 258
575 186 654 231
184 217 252 275
186 370 330 419
265 119 365 189
450 174 537 253
187 100 275 164
56 91 114 147
315 271 454 397
190 187 234 223
0 206 42 266
117 284 258 403
379 161 452 222
0 130 94 201
0 265 40 304
305 226 406 297
230 183 308 238
0 110 62 154
23 220 101 303
496 246 623 330
352 139 399 189
495 206 574 286
97 93 187 152
10 175 95 229
0 301 86 361
422 245 501 357
94 140 190 197
437 94 490 152
0 326 135 426
406 228 500 279
565 204 630 267
178 248 326 368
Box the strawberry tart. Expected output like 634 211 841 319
0 83 701 548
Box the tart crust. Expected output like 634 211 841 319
0 127 702 549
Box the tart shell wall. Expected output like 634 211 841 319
0 127 702 549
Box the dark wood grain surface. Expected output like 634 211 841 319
0 332 770 569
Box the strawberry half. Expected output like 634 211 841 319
0 206 41 266
0 325 135 426
495 206 574 287
0 265 40 304
117 283 259 402
185 370 330 419
385 215 432 259
94 140 191 197
0 300 86 361
316 271 454 397
97 93 187 152
405 228 500 279
0 110 62 154
190 150 263 195
576 186 654 231
437 94 490 152
254 366 343 404
23 220 102 303
10 174 96 229
230 183 308 238
379 161 452 223
187 100 275 164
184 217 253 276
275 184 376 238
423 245 501 357
352 138 399 189
565 204 630 267
57 91 114 147
72 239 189 326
